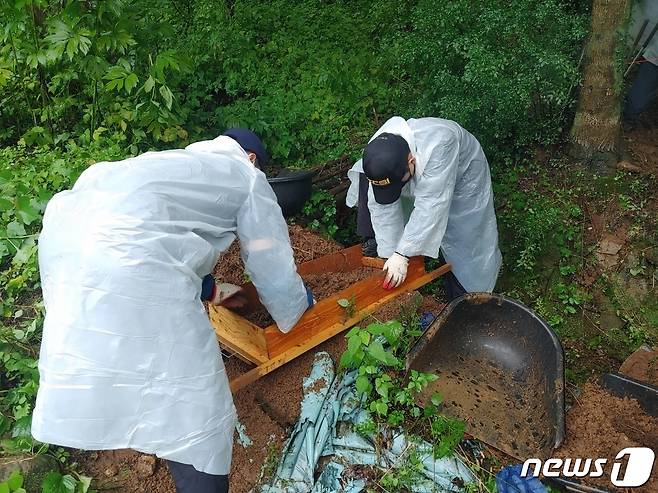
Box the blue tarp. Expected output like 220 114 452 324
261 352 476 493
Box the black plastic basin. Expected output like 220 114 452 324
267 169 316 217
407 293 565 460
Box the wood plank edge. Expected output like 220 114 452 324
230 263 451 392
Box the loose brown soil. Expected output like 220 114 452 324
213 224 343 286
619 347 658 387
76 449 175 493
241 267 379 327
302 268 379 298
556 381 658 492
213 224 379 326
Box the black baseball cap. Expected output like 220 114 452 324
222 128 269 166
362 133 410 204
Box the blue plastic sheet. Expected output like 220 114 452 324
262 352 476 493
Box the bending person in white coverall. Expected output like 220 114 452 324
32 129 314 493
346 116 502 298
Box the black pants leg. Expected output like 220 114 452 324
624 61 658 121
167 460 229 493
357 173 375 238
444 271 467 302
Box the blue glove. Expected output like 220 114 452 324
304 283 315 308
420 312 436 331
496 464 547 493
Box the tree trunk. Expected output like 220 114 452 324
570 0 631 173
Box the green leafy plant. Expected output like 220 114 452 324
0 142 126 454
340 321 464 459
301 190 338 238
0 470 25 493
387 0 587 161
555 282 585 315
41 471 92 493
379 446 426 491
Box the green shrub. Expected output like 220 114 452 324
2 1 586 165
387 0 587 161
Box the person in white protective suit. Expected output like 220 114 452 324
32 129 314 493
346 116 501 299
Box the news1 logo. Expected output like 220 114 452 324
521 447 655 488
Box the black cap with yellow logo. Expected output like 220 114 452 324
362 133 411 204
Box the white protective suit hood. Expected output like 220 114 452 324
347 117 502 292
32 136 308 474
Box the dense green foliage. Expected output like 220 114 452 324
389 0 586 160
1 0 586 164
1 0 401 162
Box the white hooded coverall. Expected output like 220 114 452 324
347 117 502 292
32 136 308 474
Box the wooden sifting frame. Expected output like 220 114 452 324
207 244 451 392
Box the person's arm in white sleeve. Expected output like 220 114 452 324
395 137 460 258
236 172 309 333
367 183 405 258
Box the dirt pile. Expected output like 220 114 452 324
76 450 175 493
214 224 343 286
556 381 658 492
619 346 658 387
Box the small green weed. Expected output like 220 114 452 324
261 439 280 481
41 470 93 493
340 321 464 460
379 446 425 491
0 470 25 493
337 294 357 320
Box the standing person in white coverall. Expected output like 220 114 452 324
347 116 501 298
32 129 315 493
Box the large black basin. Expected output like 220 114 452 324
407 293 565 460
267 169 316 217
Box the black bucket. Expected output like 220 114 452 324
267 169 316 217
407 293 565 460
